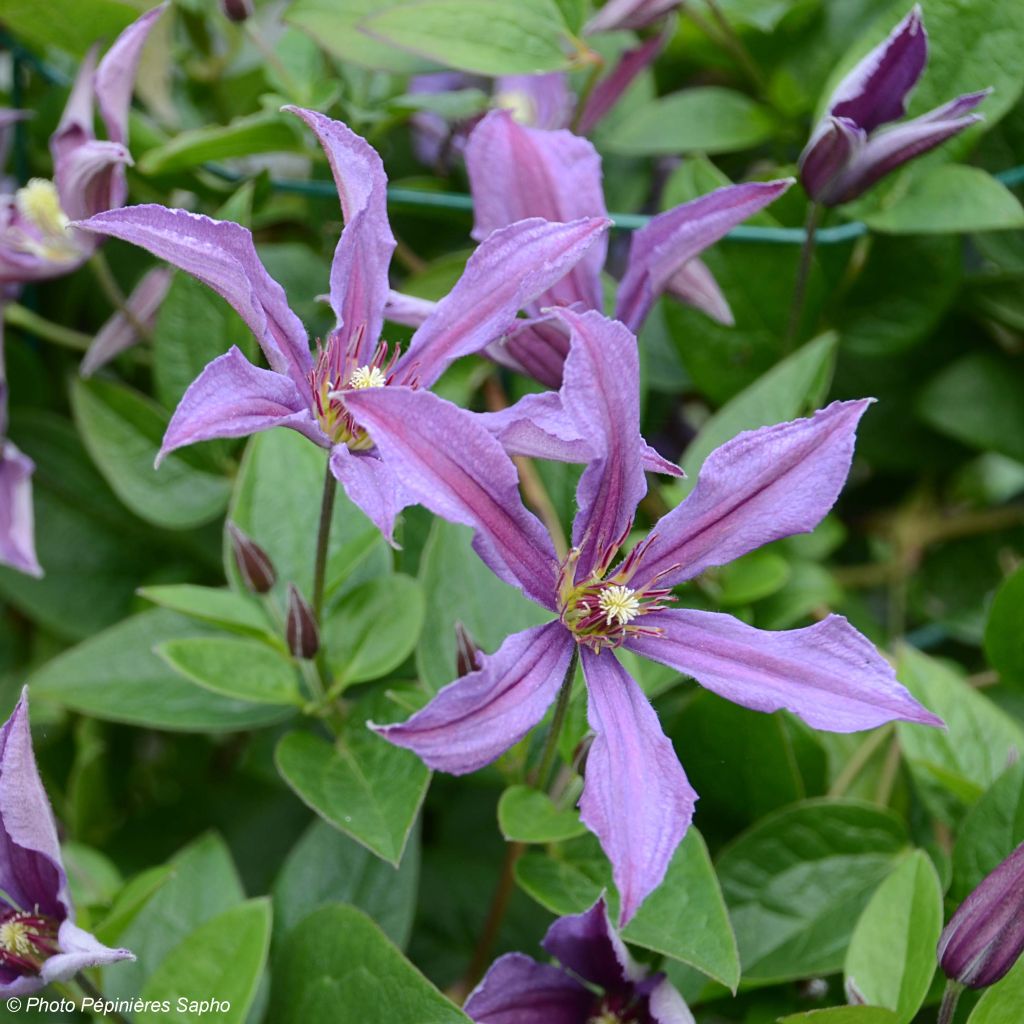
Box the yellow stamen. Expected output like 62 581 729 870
494 89 536 125
597 585 641 627
12 178 79 262
0 919 33 957
347 365 388 390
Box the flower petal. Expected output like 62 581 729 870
329 445 411 546
464 953 592 1024
579 649 697 925
541 897 637 990
49 46 98 169
466 111 606 311
159 346 323 463
373 622 574 774
493 73 573 130
577 33 665 135
647 977 696 1024
615 180 792 333
285 108 395 362
75 205 312 391
343 386 559 607
0 439 42 577
584 0 681 34
663 257 733 325
630 400 871 590
626 608 943 731
798 116 867 205
40 921 133 986
396 216 609 388
55 138 131 223
828 5 927 132
491 319 572 389
81 266 173 376
384 289 437 328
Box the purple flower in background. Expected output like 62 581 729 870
0 691 133 993
466 898 693 1024
0 5 165 286
938 841 1024 989
585 0 682 34
77 108 608 541
430 110 791 386
799 5 989 206
345 308 941 922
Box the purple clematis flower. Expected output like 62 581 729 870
443 109 792 386
344 307 941 923
465 897 693 1024
76 108 609 540
799 5 989 206
0 691 133 994
0 5 165 286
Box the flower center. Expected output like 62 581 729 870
11 178 80 263
0 910 60 975
494 88 537 125
597 585 641 627
348 365 387 390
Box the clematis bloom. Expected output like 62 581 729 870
345 308 941 923
466 897 693 1024
0 691 133 994
76 108 609 540
799 5 989 206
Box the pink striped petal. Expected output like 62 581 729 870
577 34 665 135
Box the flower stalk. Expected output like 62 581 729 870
784 201 822 352
936 980 962 1024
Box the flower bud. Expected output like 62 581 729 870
455 621 480 677
227 522 276 594
220 0 254 22
286 584 319 660
938 841 1024 989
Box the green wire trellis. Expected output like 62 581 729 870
5 29 1024 245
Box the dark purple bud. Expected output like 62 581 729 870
798 116 866 204
455 621 480 677
221 0 254 21
938 841 1024 989
227 522 276 595
286 584 319 660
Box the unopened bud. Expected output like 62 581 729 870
220 0 254 22
286 584 319 660
938 841 1024 989
227 522 276 594
455 622 480 677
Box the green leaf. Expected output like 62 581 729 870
864 166 1024 235
985 565 1024 685
416 520 548 691
363 0 573 76
274 818 420 949
779 1010 900 1024
138 114 304 176
604 88 776 155
716 799 909 982
497 786 588 843
138 899 271 1024
28 610 291 732
844 851 943 1022
918 353 1024 463
138 585 275 641
71 378 230 530
969 954 1024 1024
158 637 303 706
275 692 429 865
95 865 177 947
0 0 138 54
896 647 1024 819
322 575 425 687
271 904 470 1022
714 549 792 605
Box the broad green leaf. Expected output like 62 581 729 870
969 955 1024 1024
158 637 303 706
515 837 608 915
497 786 587 843
139 585 275 641
71 378 230 530
714 0 800 31
138 113 304 175
104 834 246 1003
322 575 425 687
984 566 1024 686
275 692 429 865
270 904 470 1022
780 1010 900 1024
918 353 1024 464
63 841 123 909
864 167 1024 235
844 851 943 1022
95 865 177 947
714 550 792 605
139 899 271 1024
951 761 1024 903
716 799 908 982
416 520 548 691
274 818 420 949
0 0 138 54
605 88 776 155
29 610 291 732
896 647 1024 819
363 0 573 76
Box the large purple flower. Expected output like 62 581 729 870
0 5 165 286
0 691 133 994
465 898 693 1024
448 110 791 386
345 308 941 922
76 108 609 540
799 5 989 206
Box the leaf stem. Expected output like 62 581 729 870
702 0 767 92
937 980 963 1024
828 723 893 798
311 459 338 692
3 302 92 351
784 202 822 352
75 972 133 1024
89 252 153 343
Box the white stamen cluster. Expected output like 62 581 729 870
12 178 79 262
347 365 388 390
597 584 641 627
0 919 32 956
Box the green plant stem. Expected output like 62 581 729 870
528 647 580 790
570 54 605 134
828 723 893 798
311 460 338 692
3 302 92 351
703 0 766 91
244 22 303 101
937 980 963 1024
89 252 152 342
784 202 822 352
75 973 133 1024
